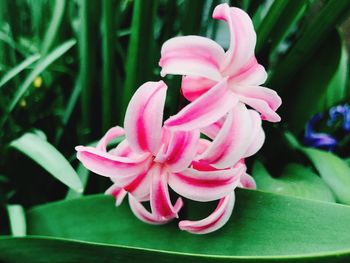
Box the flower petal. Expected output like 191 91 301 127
179 191 235 234
213 4 256 76
168 166 242 202
149 164 183 220
165 78 237 131
159 36 225 81
105 185 127 206
128 194 171 225
239 95 281 122
124 81 167 155
75 146 151 177
199 103 252 169
243 110 265 158
229 57 267 86
200 117 225 140
181 76 217 102
155 129 200 172
239 173 257 189
96 126 125 151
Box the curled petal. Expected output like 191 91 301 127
230 57 267 86
179 191 235 234
233 85 282 112
155 129 199 172
213 4 256 75
150 164 183 220
124 81 167 155
181 76 217 102
96 126 125 151
169 167 242 202
165 79 237 131
128 194 182 225
199 103 252 169
105 185 127 206
239 173 257 189
239 95 281 122
76 146 151 177
243 110 265 158
160 36 225 81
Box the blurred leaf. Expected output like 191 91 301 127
0 54 40 88
253 161 335 202
256 0 307 54
0 39 76 128
6 205 26 237
281 30 342 133
41 0 66 55
1 190 350 261
121 0 159 119
284 131 350 204
269 0 350 90
9 133 83 193
301 147 350 205
323 42 349 109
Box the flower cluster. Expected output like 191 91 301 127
76 3 281 234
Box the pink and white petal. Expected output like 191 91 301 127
239 95 281 122
169 167 242 202
124 81 167 155
165 79 237 131
200 116 225 140
179 191 235 234
243 110 265 158
160 36 225 81
213 4 256 75
155 129 200 172
96 126 125 151
239 173 257 189
123 170 152 202
149 164 183 220
197 139 211 155
105 184 127 206
230 57 267 86
233 85 282 112
128 194 171 225
76 146 151 177
181 76 217 102
199 103 252 169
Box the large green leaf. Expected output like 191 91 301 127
1 190 350 262
284 132 350 204
9 133 83 193
253 161 335 202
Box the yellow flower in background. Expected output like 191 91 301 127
33 76 43 88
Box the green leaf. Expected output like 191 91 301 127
256 0 307 54
0 54 40 88
9 133 83 193
41 0 66 55
121 0 158 120
323 42 349 109
300 147 350 205
2 190 350 261
269 0 350 90
253 161 335 202
280 31 342 133
6 205 26 237
0 39 76 128
284 131 350 204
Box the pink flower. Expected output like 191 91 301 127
159 3 281 131
76 81 249 233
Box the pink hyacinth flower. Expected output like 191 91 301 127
76 81 245 230
159 3 282 130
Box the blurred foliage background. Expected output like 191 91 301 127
1 0 350 235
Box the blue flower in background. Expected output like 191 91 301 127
328 104 350 132
304 113 337 151
304 104 350 151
